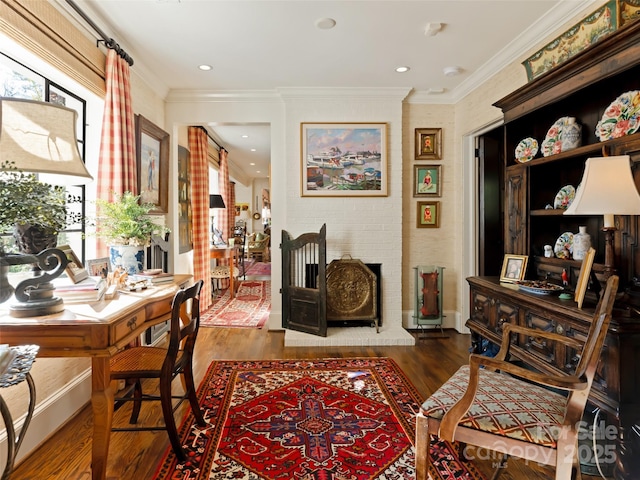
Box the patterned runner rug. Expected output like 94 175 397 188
151 358 486 480
245 261 271 276
201 280 270 328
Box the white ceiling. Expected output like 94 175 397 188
59 0 596 182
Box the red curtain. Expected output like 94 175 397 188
96 49 136 255
188 127 212 309
218 149 230 244
228 181 236 241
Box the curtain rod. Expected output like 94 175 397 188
196 126 225 152
65 0 134 66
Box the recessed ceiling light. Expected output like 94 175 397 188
256 170 261 174
249 162 256 166
198 64 212 71
315 17 336 30
396 66 410 73
443 66 463 77
250 148 256 152
241 134 249 138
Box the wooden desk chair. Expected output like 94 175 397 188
416 275 619 480
109 280 206 462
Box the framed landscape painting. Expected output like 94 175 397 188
301 122 387 197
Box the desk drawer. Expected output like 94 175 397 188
111 308 146 344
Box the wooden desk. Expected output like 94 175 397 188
210 246 237 299
0 274 192 480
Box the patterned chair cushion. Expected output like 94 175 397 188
421 365 567 447
211 265 240 279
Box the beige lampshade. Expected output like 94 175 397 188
0 97 92 184
564 155 640 228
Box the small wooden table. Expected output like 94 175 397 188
210 246 237 299
0 275 192 480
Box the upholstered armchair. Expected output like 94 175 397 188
248 233 270 262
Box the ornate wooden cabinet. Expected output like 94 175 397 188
467 21 640 480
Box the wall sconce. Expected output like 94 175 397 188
564 155 640 278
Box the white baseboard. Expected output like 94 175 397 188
0 368 92 467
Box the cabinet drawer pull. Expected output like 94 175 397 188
127 316 138 331
556 325 564 335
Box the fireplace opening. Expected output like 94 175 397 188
305 261 382 328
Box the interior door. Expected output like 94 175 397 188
281 224 327 336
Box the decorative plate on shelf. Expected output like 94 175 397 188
541 116 581 156
553 185 575 209
554 231 574 259
515 137 538 163
595 90 640 141
516 280 564 295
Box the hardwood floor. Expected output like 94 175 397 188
11 327 604 479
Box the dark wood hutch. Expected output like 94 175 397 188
467 20 640 479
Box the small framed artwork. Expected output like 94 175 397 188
58 244 89 283
136 114 169 214
416 201 440 228
86 257 110 279
415 128 442 160
575 247 596 309
300 122 388 197
414 165 442 197
500 254 529 283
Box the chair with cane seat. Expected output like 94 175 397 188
415 275 619 480
109 279 206 462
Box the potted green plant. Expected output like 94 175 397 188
94 191 168 274
0 161 67 255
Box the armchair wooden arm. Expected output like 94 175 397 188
495 323 583 362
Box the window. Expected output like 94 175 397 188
0 52 88 263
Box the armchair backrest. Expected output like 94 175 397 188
574 275 618 383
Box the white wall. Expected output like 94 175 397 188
166 87 409 332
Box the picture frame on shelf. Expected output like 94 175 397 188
300 122 387 197
58 244 88 283
575 247 596 309
416 201 440 228
415 128 442 160
86 257 110 279
500 254 528 283
414 164 442 197
136 114 169 214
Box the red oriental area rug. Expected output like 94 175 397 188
201 280 270 328
151 358 486 480
245 261 271 276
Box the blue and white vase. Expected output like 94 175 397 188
573 226 591 261
109 245 145 275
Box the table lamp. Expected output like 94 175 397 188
0 98 93 317
209 194 226 244
564 155 640 278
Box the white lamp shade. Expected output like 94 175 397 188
564 155 640 227
0 98 92 184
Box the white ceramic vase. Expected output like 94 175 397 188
573 226 591 261
562 117 582 151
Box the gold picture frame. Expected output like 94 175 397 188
500 254 528 283
416 201 440 228
575 247 596 309
58 244 88 283
415 128 442 160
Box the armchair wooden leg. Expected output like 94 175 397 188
415 411 431 480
